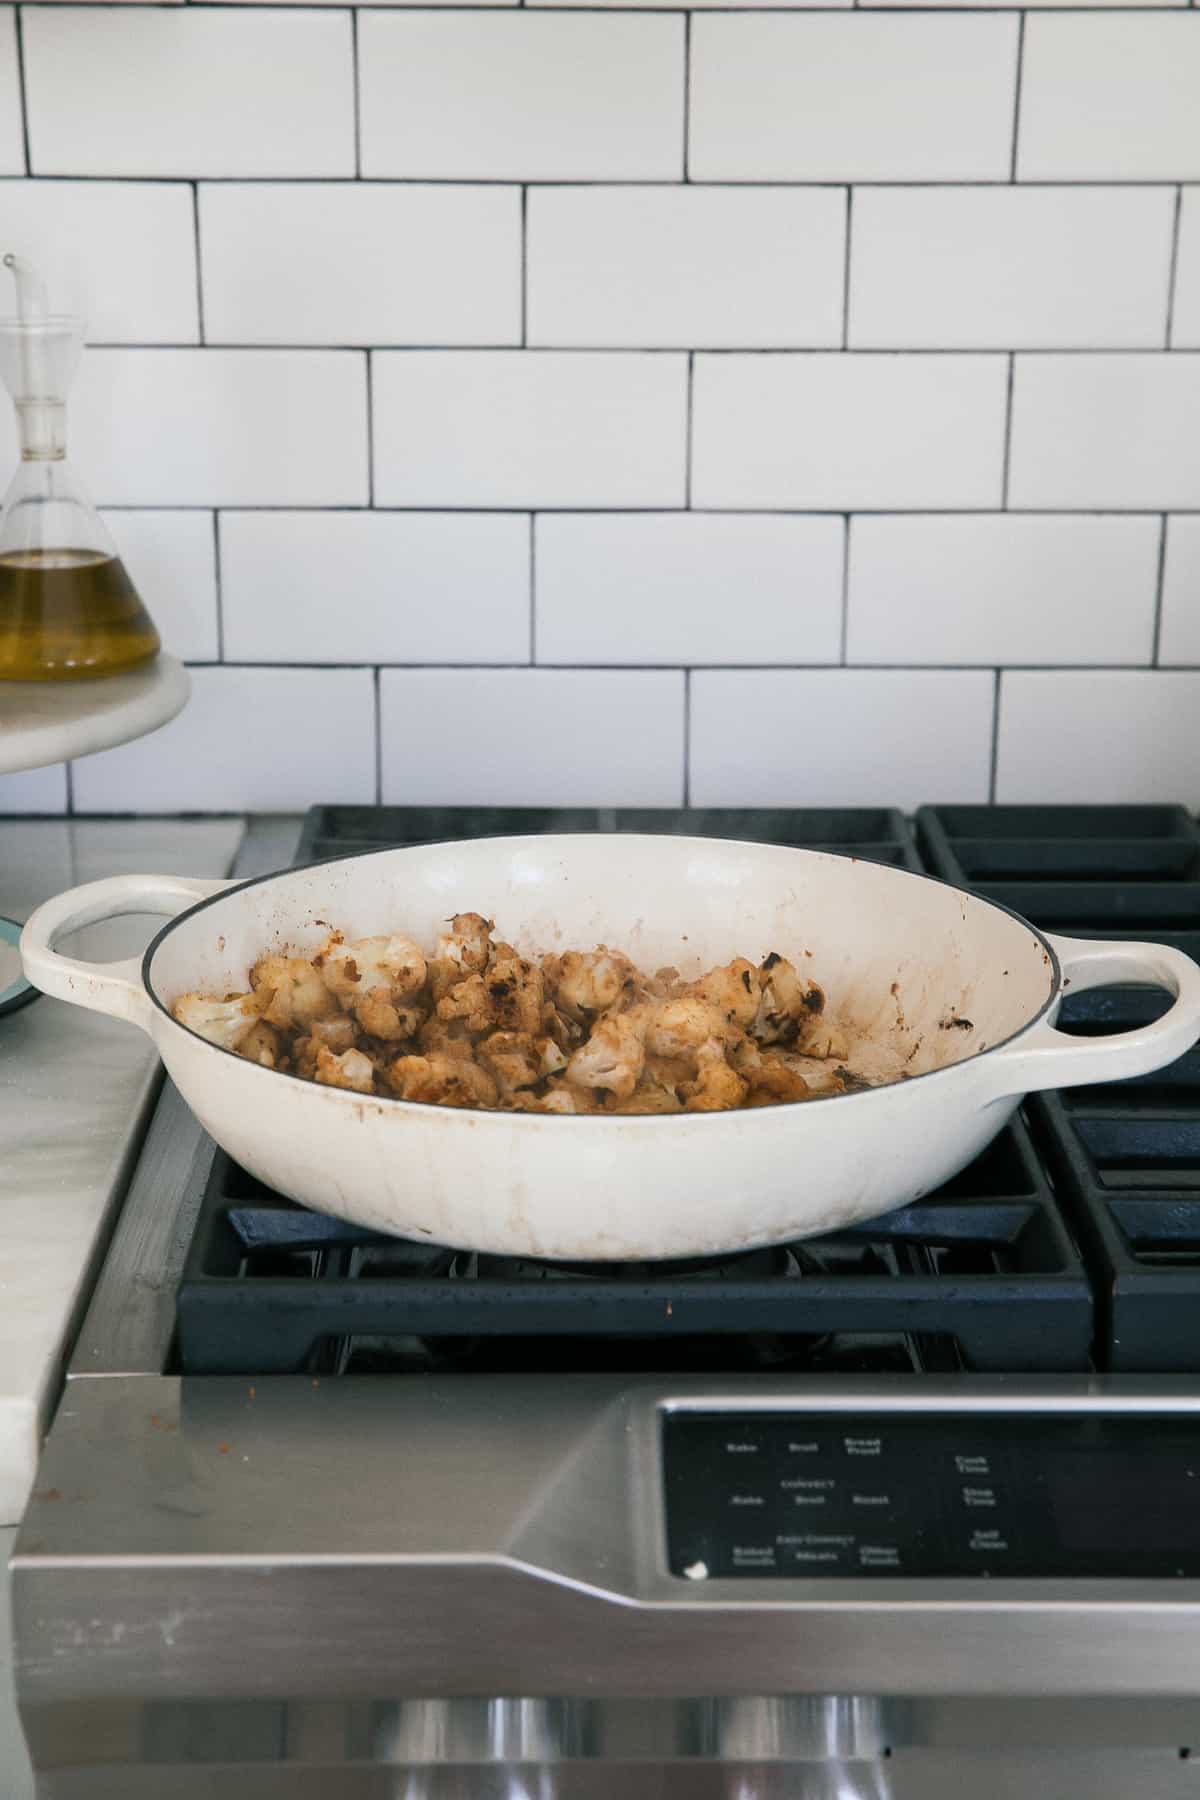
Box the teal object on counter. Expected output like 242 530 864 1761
0 916 37 1017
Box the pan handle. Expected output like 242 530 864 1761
984 934 1200 1098
20 873 233 1030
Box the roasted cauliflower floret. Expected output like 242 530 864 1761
353 993 427 1043
386 1053 498 1109
249 955 338 1032
314 1045 375 1095
436 972 494 1034
320 933 427 1004
566 1013 646 1099
681 1042 749 1113
309 1014 359 1054
690 958 761 1030
477 1030 542 1096
752 953 825 1047
547 948 641 1023
635 996 740 1059
238 1019 281 1069
486 953 545 1036
173 990 264 1052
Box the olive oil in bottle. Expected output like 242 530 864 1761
0 548 160 680
0 255 161 681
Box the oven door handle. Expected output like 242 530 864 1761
984 933 1200 1097
20 872 233 1029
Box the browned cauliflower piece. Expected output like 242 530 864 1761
566 1013 646 1100
314 1045 375 1094
320 933 427 1005
547 948 641 1023
238 1019 281 1069
690 958 761 1030
485 953 545 1036
353 992 427 1043
249 955 338 1031
477 1030 542 1096
681 1046 749 1113
386 1053 499 1109
436 972 495 1034
173 990 265 1052
752 953 826 1047
309 1015 359 1054
634 996 740 1059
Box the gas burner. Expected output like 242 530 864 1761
464 1244 799 1283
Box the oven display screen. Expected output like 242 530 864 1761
663 1411 1200 1579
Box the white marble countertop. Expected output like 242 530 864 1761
0 816 244 1526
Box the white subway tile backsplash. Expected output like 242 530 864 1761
1008 355 1200 511
996 671 1200 804
221 512 530 664
1019 15 1200 182
200 185 521 349
847 516 1160 667
102 511 218 663
849 188 1175 352
1172 189 1200 350
527 187 844 351
1159 518 1200 666
379 669 684 805
0 765 67 816
0 181 198 343
690 15 1017 183
373 352 686 509
690 670 995 808
0 350 368 508
535 514 843 666
359 13 683 182
692 354 1006 511
0 11 24 176
23 9 354 178
71 668 376 813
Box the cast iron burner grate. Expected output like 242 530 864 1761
174 1116 1092 1377
295 804 924 871
918 802 1200 1372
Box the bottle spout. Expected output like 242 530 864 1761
0 254 81 461
3 253 50 322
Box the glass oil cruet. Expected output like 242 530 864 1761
0 253 160 680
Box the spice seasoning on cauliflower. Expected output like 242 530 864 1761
171 919 853 1114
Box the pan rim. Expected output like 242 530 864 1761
140 833 1062 1123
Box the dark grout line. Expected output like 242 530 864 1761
1000 352 1016 508
682 12 691 182
13 7 32 176
1165 185 1184 349
988 669 1002 803
520 185 529 346
174 659 1200 674
682 668 691 806
373 667 382 804
64 759 75 818
8 174 1198 190
684 351 695 508
839 515 851 662
212 511 225 659
841 187 853 348
87 503 1200 518
350 8 362 181
191 182 206 343
529 514 537 663
1152 514 1169 665
364 352 375 508
80 342 1200 357
1008 11 1026 183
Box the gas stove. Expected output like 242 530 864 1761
15 802 1200 1799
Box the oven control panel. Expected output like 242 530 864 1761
663 1410 1200 1579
